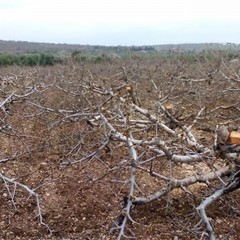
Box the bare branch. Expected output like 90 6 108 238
0 173 53 234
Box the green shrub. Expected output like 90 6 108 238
0 53 61 66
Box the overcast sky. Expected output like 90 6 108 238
1 0 240 46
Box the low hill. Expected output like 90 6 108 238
0 40 239 54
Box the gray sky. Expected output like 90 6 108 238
1 0 240 46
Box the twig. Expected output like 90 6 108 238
0 92 15 108
0 173 53 234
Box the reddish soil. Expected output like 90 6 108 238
0 60 239 240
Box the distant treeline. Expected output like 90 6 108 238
0 53 63 66
1 48 240 66
70 49 240 63
0 51 113 66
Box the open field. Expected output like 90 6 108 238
0 53 240 239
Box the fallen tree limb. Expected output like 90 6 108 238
133 165 232 204
197 170 240 240
0 173 53 234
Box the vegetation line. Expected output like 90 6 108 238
1 46 240 66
